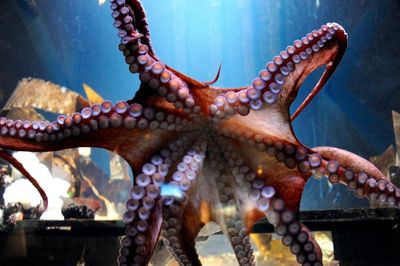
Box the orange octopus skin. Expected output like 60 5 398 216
0 1 396 266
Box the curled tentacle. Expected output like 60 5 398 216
120 0 155 55
200 23 347 120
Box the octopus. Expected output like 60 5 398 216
0 1 396 266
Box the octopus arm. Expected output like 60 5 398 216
158 136 209 266
0 149 48 208
203 136 324 265
124 0 155 55
120 199 163 266
113 0 208 114
202 23 348 122
0 100 195 174
202 142 258 265
162 199 204 266
119 134 207 265
281 24 348 118
310 146 394 201
229 139 310 212
312 146 387 181
235 161 322 265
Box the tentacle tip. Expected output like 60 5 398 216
204 63 222 86
39 201 49 213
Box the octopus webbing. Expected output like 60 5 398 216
0 0 396 265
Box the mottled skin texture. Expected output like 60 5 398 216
0 1 396 266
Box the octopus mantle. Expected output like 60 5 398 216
0 1 396 266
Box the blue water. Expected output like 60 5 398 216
1 0 399 209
